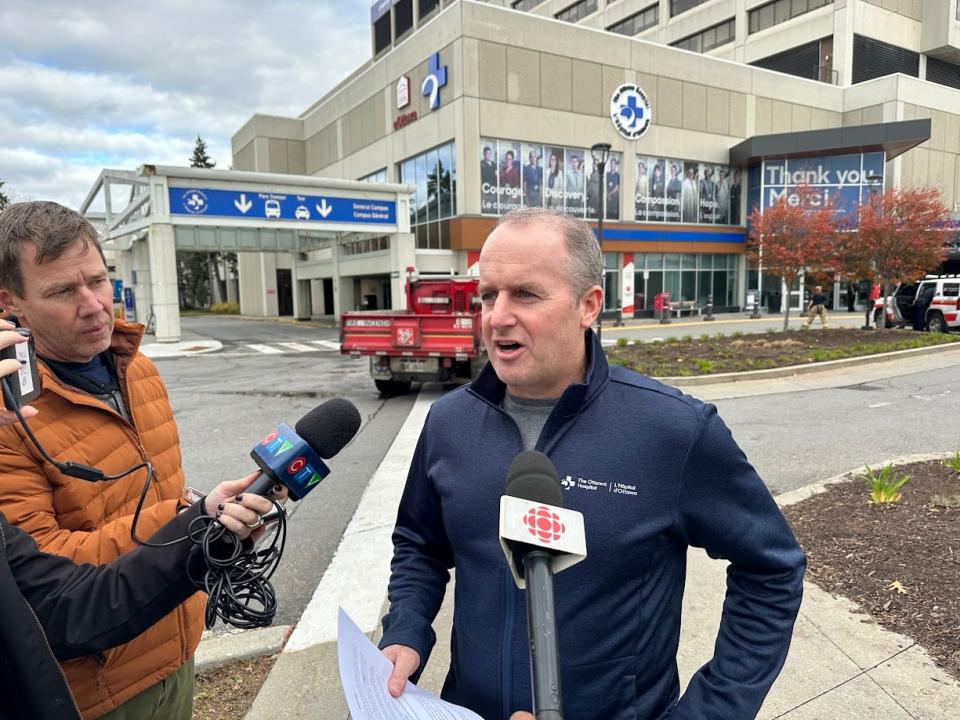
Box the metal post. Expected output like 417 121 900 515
704 293 714 321
591 143 611 344
750 297 761 319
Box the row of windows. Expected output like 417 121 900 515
511 0 545 10
671 18 734 53
359 168 388 184
341 236 390 256
556 0 597 23
670 0 710 18
397 141 457 250
607 4 658 36
748 0 832 35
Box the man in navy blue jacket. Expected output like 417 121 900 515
380 208 805 719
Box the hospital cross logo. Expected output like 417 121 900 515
181 189 209 214
421 52 447 111
610 84 652 140
524 505 566 544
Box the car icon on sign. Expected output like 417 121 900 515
295 205 310 220
265 200 281 218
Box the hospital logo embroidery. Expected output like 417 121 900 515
524 506 566 544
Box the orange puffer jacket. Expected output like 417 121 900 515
0 320 204 719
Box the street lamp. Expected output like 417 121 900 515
591 142 611 343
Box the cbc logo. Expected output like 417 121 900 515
610 83 652 140
523 505 566 544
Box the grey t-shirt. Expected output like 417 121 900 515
502 392 557 451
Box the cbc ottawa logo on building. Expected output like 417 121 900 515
610 83 652 140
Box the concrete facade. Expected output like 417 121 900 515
233 0 960 317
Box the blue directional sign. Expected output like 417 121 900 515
168 187 396 225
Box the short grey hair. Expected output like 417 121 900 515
493 208 602 297
0 201 104 297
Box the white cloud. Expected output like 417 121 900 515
0 1 370 208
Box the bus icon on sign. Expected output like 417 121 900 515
265 200 281 218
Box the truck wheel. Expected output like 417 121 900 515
375 379 412 396
925 313 947 333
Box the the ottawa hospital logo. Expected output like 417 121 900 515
610 83 652 140
561 474 638 496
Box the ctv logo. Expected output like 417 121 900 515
287 456 324 489
261 430 293 457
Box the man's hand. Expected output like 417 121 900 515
382 644 421 697
510 713 534 720
203 473 286 540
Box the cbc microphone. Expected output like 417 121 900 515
499 451 587 720
245 398 362 501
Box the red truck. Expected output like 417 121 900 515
340 271 486 395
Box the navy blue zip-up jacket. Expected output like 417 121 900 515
381 332 805 719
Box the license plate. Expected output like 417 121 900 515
392 358 438 374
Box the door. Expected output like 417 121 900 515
276 269 294 316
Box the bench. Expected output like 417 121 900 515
671 300 700 317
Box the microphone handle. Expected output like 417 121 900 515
245 471 281 498
524 549 564 720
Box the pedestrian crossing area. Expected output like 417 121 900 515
222 339 342 356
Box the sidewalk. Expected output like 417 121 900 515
242 347 960 720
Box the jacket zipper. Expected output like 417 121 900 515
0 523 83 718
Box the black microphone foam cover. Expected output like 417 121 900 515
505 450 564 508
294 398 362 459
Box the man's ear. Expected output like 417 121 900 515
579 285 603 329
0 288 21 317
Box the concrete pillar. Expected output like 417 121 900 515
146 223 181 342
390 232 416 310
291 253 311 320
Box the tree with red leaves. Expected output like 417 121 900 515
747 185 837 331
840 188 951 327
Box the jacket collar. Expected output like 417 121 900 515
469 329 609 415
108 319 144 364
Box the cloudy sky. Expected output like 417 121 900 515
0 1 371 209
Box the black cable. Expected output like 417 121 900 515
3 375 288 629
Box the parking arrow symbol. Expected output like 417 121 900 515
234 194 252 214
316 198 333 218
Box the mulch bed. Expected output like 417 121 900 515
605 328 960 377
193 654 276 720
782 459 960 679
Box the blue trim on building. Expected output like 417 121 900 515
599 228 747 243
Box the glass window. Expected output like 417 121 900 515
665 254 681 270
555 0 597 22
671 18 735 53
399 141 457 246
774 0 790 23
512 0 545 9
419 0 439 19
749 0 832 34
394 0 413 38
670 0 709 17
607 3 658 35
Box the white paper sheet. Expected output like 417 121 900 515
337 607 483 720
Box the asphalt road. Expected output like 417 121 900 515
152 315 958 633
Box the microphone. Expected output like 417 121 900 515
499 451 587 720
245 398 362 501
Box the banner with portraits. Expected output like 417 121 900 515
634 155 741 226
480 138 622 220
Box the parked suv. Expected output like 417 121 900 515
874 275 960 332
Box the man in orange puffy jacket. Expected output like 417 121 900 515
0 201 203 719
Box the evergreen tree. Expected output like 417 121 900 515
190 135 216 168
0 180 10 212
180 136 217 307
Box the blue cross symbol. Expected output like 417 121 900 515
422 52 448 110
619 94 644 129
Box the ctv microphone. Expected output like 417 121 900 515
245 398 362 500
499 451 587 720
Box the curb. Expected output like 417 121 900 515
656 339 960 386
774 451 956 508
195 625 292 672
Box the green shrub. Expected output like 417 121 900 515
944 451 960 474
665 336 680 344
680 334 693 343
860 464 910 504
616 337 629 347
210 302 240 314
695 359 716 373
